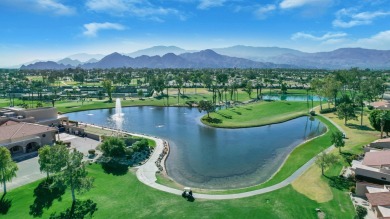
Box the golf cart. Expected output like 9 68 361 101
182 187 194 201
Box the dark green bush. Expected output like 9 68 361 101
132 139 149 151
100 137 126 157
355 206 367 219
320 108 337 114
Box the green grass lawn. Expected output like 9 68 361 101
1 164 354 219
202 101 314 128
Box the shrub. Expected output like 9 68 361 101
125 148 134 157
355 206 367 219
320 108 337 114
367 105 374 110
88 149 95 155
309 111 316 116
132 139 149 152
124 137 137 146
100 137 126 157
349 186 356 193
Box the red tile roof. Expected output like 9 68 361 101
0 122 56 142
0 120 19 127
363 151 390 166
367 192 390 207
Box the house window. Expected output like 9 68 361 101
42 134 46 137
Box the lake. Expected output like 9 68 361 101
67 106 326 189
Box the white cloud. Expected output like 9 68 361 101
86 0 181 20
0 0 75 15
86 0 129 13
198 0 226 10
36 0 75 15
279 0 331 9
354 30 390 49
333 8 390 28
83 22 125 37
254 4 276 19
291 32 347 41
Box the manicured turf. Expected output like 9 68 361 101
201 101 314 128
1 164 355 219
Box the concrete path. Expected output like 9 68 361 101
136 114 339 200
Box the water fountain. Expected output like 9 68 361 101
112 98 124 130
115 98 123 117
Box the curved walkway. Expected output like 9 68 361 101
136 114 339 200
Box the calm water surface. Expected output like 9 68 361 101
67 106 326 189
262 94 324 101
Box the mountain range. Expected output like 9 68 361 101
20 45 390 70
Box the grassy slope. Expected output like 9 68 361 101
2 164 354 219
202 101 314 128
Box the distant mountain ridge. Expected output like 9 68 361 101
125 45 195 57
19 46 390 70
21 50 295 70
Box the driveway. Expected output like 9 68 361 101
0 133 100 192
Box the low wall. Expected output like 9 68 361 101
85 132 100 141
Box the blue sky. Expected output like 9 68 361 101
1 0 390 66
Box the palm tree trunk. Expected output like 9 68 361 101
166 87 169 106
3 169 6 194
71 187 76 203
361 104 364 127
381 125 384 138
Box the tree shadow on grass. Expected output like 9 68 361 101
101 161 129 176
340 152 359 166
29 179 66 217
49 199 97 219
326 176 355 191
346 124 374 131
0 194 12 215
202 117 222 124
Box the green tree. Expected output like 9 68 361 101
0 147 18 194
175 75 183 105
337 102 357 125
101 79 115 102
137 89 144 99
198 100 215 118
245 81 253 98
323 75 341 107
331 131 345 153
100 137 126 157
369 110 390 137
280 82 288 94
355 93 365 127
311 78 325 110
38 145 67 179
315 152 338 176
58 150 94 204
